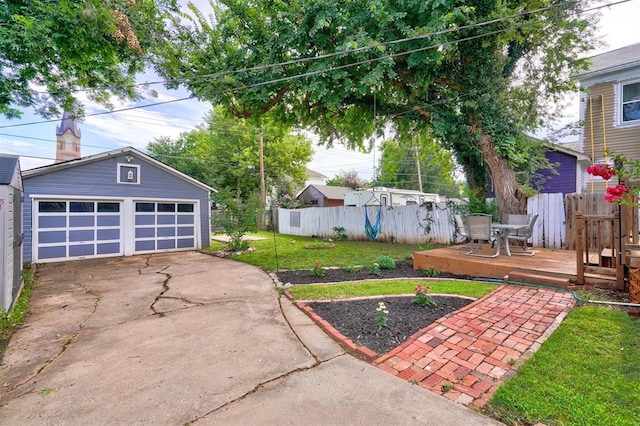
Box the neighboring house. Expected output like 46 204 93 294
536 142 591 194
574 43 640 192
297 184 351 207
304 168 328 187
22 147 214 263
0 154 23 311
344 187 440 207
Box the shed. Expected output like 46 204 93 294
22 147 214 263
297 184 352 207
0 154 23 311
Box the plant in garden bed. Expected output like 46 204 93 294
375 255 396 270
423 267 441 278
375 301 389 330
311 262 325 277
413 285 436 307
368 262 380 276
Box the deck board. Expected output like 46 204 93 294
413 245 580 288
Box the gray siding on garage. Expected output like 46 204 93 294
23 151 211 262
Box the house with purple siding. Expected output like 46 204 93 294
22 147 214 263
536 143 591 194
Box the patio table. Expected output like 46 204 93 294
491 223 529 256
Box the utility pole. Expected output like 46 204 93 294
415 145 423 193
259 128 266 205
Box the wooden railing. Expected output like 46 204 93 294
575 211 625 289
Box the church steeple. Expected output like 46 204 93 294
55 111 81 163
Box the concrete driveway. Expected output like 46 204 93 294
0 252 501 425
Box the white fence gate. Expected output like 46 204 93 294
277 193 568 248
527 193 566 249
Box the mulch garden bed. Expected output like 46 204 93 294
275 259 472 285
307 295 473 356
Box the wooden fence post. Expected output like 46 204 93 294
576 211 584 286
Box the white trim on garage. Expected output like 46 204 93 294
31 195 201 262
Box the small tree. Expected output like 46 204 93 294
213 189 260 251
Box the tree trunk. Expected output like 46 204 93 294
477 132 524 217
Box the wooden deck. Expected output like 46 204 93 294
413 245 603 289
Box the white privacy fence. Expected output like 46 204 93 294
276 192 569 248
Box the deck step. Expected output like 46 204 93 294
506 269 573 289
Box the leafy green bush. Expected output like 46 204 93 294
332 226 348 241
375 255 396 270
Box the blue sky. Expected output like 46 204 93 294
2 0 640 179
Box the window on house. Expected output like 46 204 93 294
622 82 640 123
309 199 319 205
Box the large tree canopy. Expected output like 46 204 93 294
0 0 178 119
156 0 597 214
146 106 313 201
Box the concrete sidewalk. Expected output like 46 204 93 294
0 252 500 425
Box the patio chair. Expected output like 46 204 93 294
465 214 498 257
507 214 538 255
454 214 470 249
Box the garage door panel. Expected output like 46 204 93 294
135 227 154 238
177 238 194 248
135 240 155 251
157 216 175 225
97 229 119 240
69 229 94 242
97 216 119 226
157 227 175 237
135 215 154 225
97 243 120 254
157 240 176 250
39 246 66 260
39 231 66 243
177 226 194 236
69 244 94 257
69 216 94 227
39 216 66 227
177 215 193 224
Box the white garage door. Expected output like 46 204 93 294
34 200 123 261
134 201 196 253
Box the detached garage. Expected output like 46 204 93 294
23 147 214 263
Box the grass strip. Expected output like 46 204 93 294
487 305 640 426
286 279 497 300
0 268 37 358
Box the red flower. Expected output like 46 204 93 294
604 184 630 203
587 164 617 180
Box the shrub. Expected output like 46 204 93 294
332 226 348 241
375 255 396 270
424 267 441 277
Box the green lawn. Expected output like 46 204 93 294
207 231 428 271
487 306 640 426
287 280 496 300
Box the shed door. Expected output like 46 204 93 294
34 200 123 261
133 201 196 253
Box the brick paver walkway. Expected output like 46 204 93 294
296 284 575 409
373 285 575 408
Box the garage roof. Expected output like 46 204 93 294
23 146 215 192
